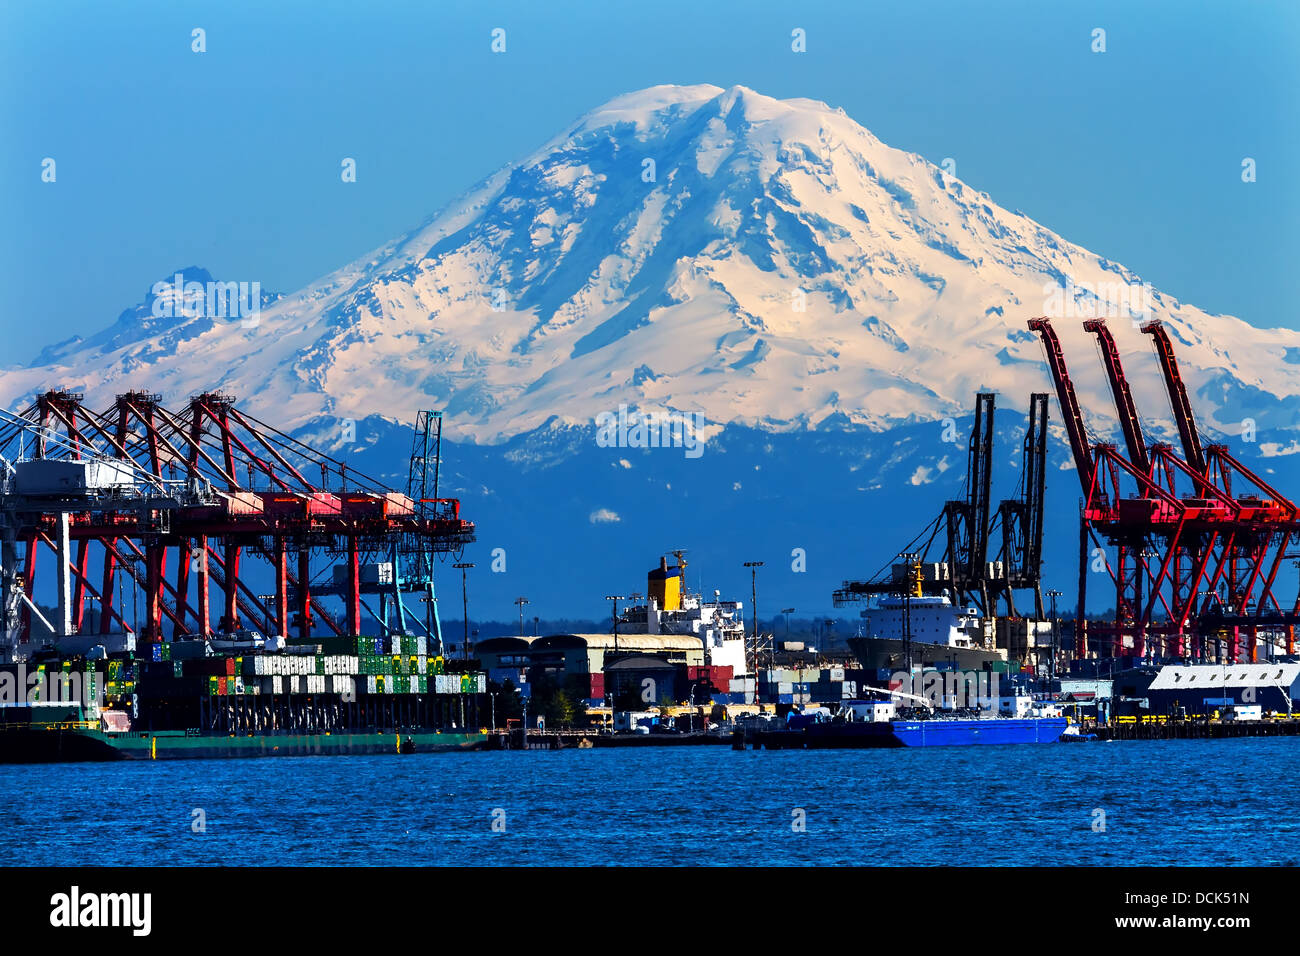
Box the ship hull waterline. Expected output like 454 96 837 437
0 728 488 763
799 717 1069 748
847 636 1005 672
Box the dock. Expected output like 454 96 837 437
486 730 732 750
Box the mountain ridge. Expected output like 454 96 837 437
3 83 1297 458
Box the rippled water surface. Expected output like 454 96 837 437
3 739 1297 866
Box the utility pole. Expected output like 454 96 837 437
782 607 794 645
454 562 474 660
744 561 763 679
605 594 625 659
900 551 918 677
1047 588 1063 687
514 596 529 638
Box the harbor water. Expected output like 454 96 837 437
2 739 1297 866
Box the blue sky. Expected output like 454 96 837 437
1 0 1296 358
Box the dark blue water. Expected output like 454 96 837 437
3 739 1297 866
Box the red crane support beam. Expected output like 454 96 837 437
1139 321 1207 477
1083 319 1150 476
174 539 192 641
347 535 361 636
1027 318 1095 494
224 541 241 631
152 404 239 487
105 537 189 633
20 532 37 643
35 531 134 635
227 407 315 491
98 538 118 634
297 548 312 641
71 539 89 633
273 536 289 639
179 402 241 489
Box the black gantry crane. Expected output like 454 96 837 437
992 393 1049 617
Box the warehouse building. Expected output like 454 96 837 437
1146 661 1300 716
475 633 704 701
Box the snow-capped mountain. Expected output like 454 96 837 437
4 84 1297 614
5 83 1298 448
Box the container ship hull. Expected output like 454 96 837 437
0 726 487 763
847 636 1003 672
1 634 491 764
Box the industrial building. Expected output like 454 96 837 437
1146 662 1300 717
475 632 704 702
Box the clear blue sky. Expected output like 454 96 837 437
2 0 1296 358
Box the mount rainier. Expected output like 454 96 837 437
4 84 1298 616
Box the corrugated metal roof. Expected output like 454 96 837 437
475 633 702 652
535 633 701 651
1148 662 1300 691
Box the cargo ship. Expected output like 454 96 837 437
616 551 750 675
801 713 1068 748
737 687 1068 749
847 592 1005 671
0 633 491 763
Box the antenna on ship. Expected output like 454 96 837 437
664 548 689 595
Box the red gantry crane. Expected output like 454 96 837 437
0 390 474 659
1027 318 1299 663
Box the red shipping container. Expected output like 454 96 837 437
688 665 734 686
217 676 228 696
588 673 605 698
224 657 236 676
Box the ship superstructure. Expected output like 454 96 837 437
616 552 750 676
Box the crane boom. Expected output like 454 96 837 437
1082 319 1150 475
1026 317 1094 494
1139 320 1206 475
